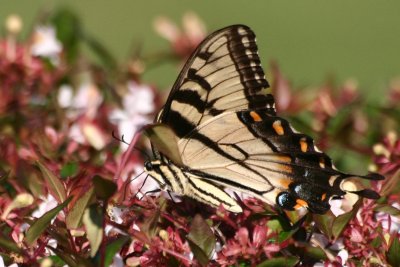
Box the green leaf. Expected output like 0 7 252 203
39 256 67 267
313 211 335 239
278 228 297 243
382 170 400 196
0 167 16 197
83 204 104 257
256 256 299 267
60 162 79 179
25 172 44 198
0 235 22 254
36 160 66 203
301 245 327 261
374 204 400 216
266 218 283 232
387 236 400 266
144 124 184 166
66 186 95 229
104 236 131 267
332 199 361 240
93 175 117 200
51 8 81 63
187 215 216 266
25 197 71 245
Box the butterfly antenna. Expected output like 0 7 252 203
112 130 151 161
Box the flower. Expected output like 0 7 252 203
216 225 281 266
59 82 104 120
375 202 400 233
341 200 388 265
373 131 400 175
5 14 23 35
31 194 58 219
30 25 62 64
58 82 108 150
109 81 155 151
153 12 206 60
310 79 360 132
0 36 60 113
271 62 308 114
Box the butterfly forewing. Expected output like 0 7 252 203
159 25 275 138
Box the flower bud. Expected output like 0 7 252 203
5 14 23 35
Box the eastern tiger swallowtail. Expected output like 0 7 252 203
143 25 384 214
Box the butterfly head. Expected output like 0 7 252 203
144 160 167 188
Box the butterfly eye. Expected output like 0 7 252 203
144 161 153 171
276 192 297 210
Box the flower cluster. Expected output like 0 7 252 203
0 10 399 267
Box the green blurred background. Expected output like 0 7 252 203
2 0 400 97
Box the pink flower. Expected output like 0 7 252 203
153 12 206 60
373 131 400 175
58 82 109 150
216 224 281 266
310 80 360 132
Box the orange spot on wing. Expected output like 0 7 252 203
319 157 326 168
276 155 292 163
294 199 308 210
300 138 308 152
250 111 262 122
276 163 293 173
272 120 284 135
321 193 327 201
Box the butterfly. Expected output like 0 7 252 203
143 25 384 214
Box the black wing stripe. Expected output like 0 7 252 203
189 168 274 195
166 110 197 138
187 177 234 207
187 68 212 91
164 160 184 193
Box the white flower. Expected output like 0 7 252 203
31 25 62 63
57 83 107 150
68 121 107 150
338 249 349 265
58 84 74 108
123 81 155 115
58 82 103 119
376 202 400 233
110 253 124 267
31 194 58 219
109 81 155 151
